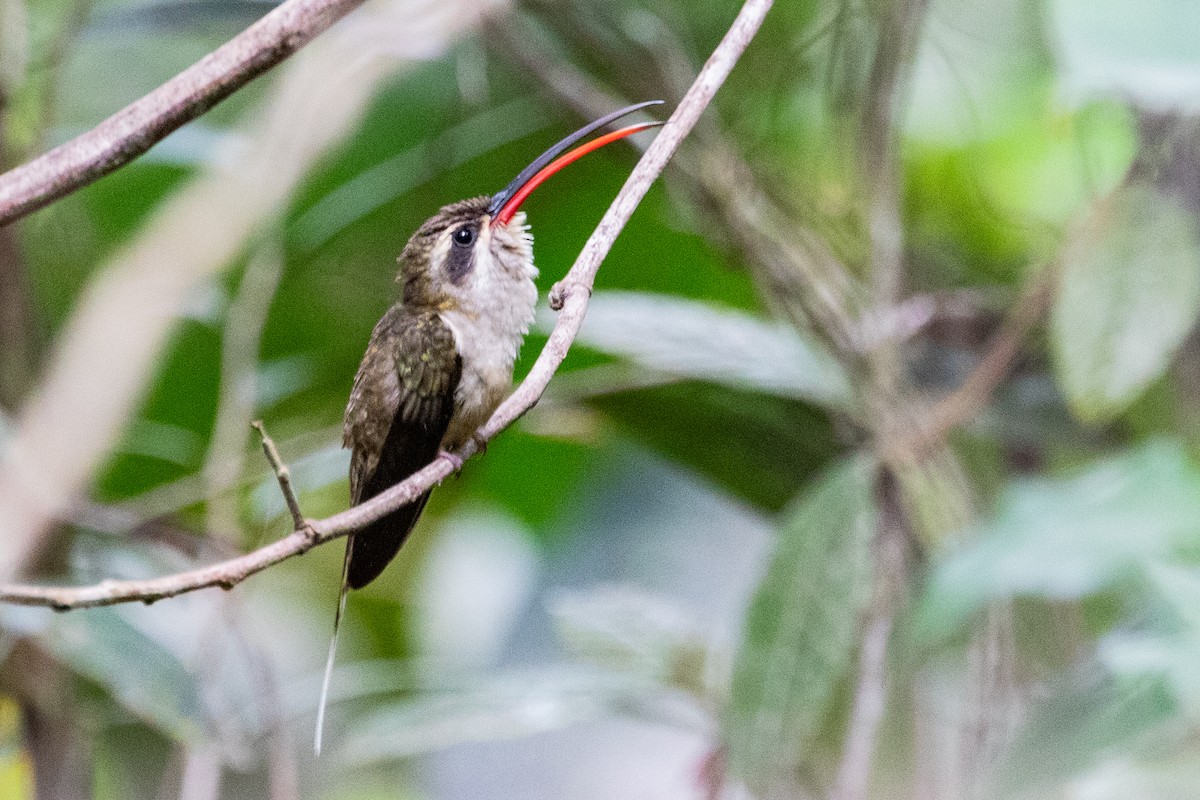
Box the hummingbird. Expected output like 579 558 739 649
315 100 664 753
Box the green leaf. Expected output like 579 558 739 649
726 458 877 792
992 669 1176 797
917 440 1200 638
592 381 839 512
551 586 710 697
1102 565 1200 718
337 667 677 764
992 566 1200 795
1052 183 1200 422
41 608 207 743
558 291 854 411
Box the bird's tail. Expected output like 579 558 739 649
314 539 352 756
345 490 431 589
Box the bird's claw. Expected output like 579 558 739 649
470 433 488 456
438 450 465 475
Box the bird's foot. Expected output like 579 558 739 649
470 433 489 456
438 449 465 475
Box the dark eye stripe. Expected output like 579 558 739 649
446 229 476 283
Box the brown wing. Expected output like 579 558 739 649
342 307 461 589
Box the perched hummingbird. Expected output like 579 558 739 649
315 101 663 753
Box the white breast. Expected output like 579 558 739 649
438 229 538 448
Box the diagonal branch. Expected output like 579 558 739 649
917 263 1059 451
0 0 367 227
0 0 775 611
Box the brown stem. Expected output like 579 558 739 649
919 264 1059 450
0 96 41 410
829 470 909 800
860 0 932 310
0 0 366 227
0 0 776 611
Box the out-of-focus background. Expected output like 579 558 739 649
2 0 1200 798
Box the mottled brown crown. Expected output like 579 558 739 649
398 197 490 307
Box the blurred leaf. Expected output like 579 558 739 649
592 381 839 512
909 0 1053 144
338 667 692 764
466 430 593 532
1051 183 1200 422
0 695 30 800
980 103 1136 229
290 97 549 253
1144 562 1200 630
992 669 1176 797
551 586 711 697
1046 754 1200 800
559 291 854 411
1053 0 1200 111
726 458 877 793
1099 565 1200 718
41 608 206 743
0 0 27 98
917 440 1200 638
994 564 1200 795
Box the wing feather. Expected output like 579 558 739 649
342 308 460 589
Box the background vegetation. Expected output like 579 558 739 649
1 0 1199 798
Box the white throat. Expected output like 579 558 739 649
437 221 537 447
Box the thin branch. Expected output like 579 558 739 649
829 470 909 800
860 0 932 311
919 264 1058 449
0 0 775 611
0 0 366 227
251 421 307 534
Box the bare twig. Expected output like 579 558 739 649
860 0 932 311
0 0 367 226
919 264 1058 448
251 421 307 534
0 0 775 611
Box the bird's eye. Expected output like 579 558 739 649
453 227 475 246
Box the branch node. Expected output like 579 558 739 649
549 280 589 311
299 522 321 550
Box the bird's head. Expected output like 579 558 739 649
397 101 662 312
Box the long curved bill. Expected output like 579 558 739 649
490 100 665 226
